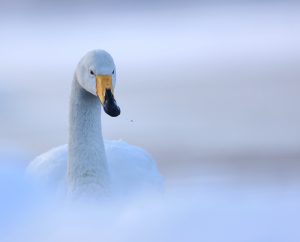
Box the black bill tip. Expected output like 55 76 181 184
103 89 121 117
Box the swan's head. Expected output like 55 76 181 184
75 50 121 117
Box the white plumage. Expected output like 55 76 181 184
27 140 163 196
26 50 163 198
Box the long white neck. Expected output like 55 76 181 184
67 77 110 198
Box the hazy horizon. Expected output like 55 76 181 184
1 1 300 184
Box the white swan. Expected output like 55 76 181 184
26 50 163 198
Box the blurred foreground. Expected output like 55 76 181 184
1 159 300 242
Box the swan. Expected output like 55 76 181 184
26 50 163 198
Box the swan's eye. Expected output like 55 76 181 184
90 70 95 76
112 70 115 75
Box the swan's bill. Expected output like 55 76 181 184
96 75 113 104
96 75 121 117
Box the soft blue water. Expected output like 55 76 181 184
1 157 300 242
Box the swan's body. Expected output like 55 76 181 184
26 50 163 198
27 141 162 197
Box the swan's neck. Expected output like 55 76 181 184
68 78 109 197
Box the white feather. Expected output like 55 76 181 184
27 140 163 196
26 50 163 198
